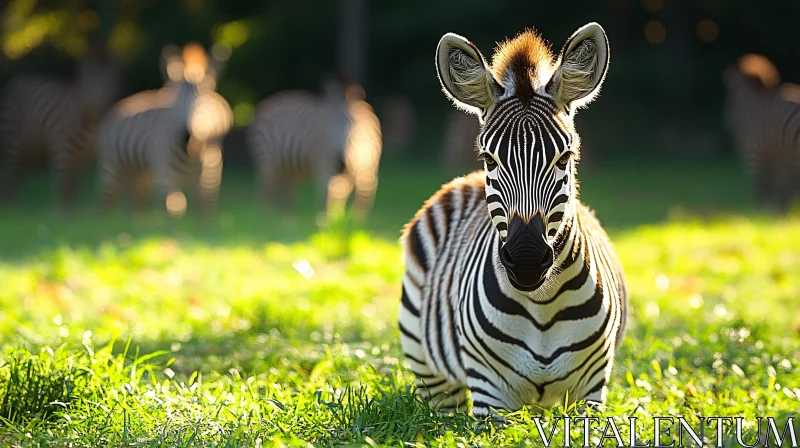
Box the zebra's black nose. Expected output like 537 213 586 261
500 215 553 291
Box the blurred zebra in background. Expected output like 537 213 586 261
97 43 232 218
724 54 800 212
247 77 382 219
0 44 120 213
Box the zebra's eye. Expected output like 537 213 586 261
480 153 497 169
555 152 572 170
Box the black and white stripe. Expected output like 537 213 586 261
724 54 800 212
246 80 382 218
0 46 119 212
400 23 627 417
97 44 230 217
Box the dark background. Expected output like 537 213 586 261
1 0 798 165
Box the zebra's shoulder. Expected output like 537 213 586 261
400 171 486 271
401 171 485 238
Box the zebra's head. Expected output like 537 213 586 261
436 23 609 291
161 43 231 154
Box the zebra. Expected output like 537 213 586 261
399 23 627 418
723 54 800 212
97 43 231 218
0 44 120 213
247 78 382 219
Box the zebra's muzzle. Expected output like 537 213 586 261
500 215 554 291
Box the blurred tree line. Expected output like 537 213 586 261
2 0 800 161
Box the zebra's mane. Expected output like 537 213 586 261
491 30 555 102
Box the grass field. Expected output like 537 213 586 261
0 156 799 446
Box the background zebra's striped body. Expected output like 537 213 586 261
98 44 230 217
0 46 119 212
400 24 627 416
247 81 382 218
724 54 800 212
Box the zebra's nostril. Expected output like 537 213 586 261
540 246 554 269
499 246 515 269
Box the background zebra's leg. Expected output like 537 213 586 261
325 173 353 220
195 141 223 221
257 164 282 209
773 154 795 213
0 157 22 205
130 172 152 214
55 160 81 217
153 167 185 219
0 137 25 205
352 170 377 221
316 162 338 219
99 167 123 213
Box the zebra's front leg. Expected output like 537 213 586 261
465 366 517 419
579 364 611 413
415 377 467 414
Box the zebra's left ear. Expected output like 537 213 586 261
549 23 609 113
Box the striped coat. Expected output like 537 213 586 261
247 82 382 218
724 54 800 211
399 24 627 417
97 44 231 217
0 47 119 211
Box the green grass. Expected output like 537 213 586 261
0 156 799 446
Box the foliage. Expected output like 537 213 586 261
4 1 800 157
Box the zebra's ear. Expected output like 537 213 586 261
436 33 502 116
549 23 609 113
160 44 184 82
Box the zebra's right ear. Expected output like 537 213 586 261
160 44 184 82
436 33 501 116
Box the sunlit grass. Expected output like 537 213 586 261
0 159 798 446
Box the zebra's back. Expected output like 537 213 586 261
100 89 177 171
400 172 627 411
248 91 346 175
